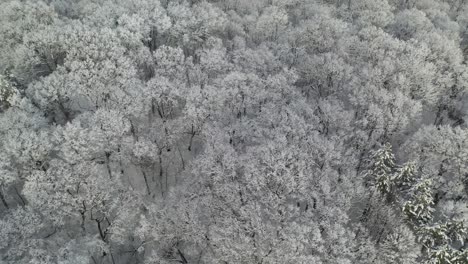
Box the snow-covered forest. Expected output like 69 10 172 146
0 0 468 263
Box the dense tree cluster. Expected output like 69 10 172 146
0 0 468 263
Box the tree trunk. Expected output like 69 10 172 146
105 152 112 179
159 150 164 197
14 186 25 206
142 169 151 195
0 189 9 209
188 124 196 151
